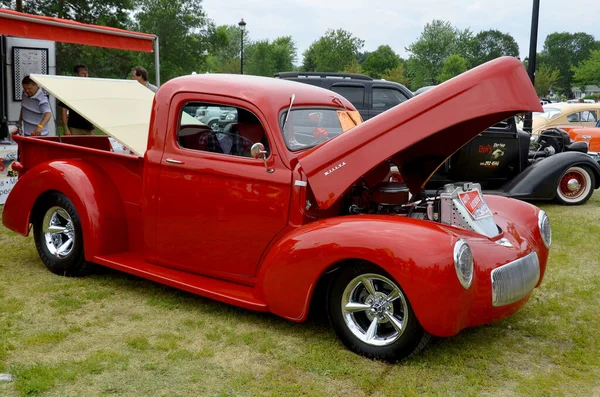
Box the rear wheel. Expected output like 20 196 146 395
208 120 220 131
555 166 594 205
327 262 430 362
33 192 92 276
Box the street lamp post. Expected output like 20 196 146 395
523 0 540 133
238 18 246 75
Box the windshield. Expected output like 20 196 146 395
281 108 362 151
533 107 562 119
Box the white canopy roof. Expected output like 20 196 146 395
30 74 201 156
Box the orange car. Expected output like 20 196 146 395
570 127 600 158
532 103 600 135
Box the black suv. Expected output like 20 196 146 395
274 72 413 121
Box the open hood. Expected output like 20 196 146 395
297 57 543 210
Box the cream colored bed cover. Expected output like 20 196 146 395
30 74 201 156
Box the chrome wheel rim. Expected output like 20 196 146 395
42 206 75 259
557 167 591 203
341 273 408 347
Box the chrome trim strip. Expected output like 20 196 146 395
491 252 540 307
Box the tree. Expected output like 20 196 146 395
135 0 213 82
406 20 472 88
301 29 364 72
270 36 297 74
0 0 133 25
470 29 519 67
381 64 411 87
534 64 561 97
202 25 247 74
572 50 600 89
537 32 600 96
245 36 297 76
343 59 362 74
361 45 401 79
438 54 467 82
301 46 318 72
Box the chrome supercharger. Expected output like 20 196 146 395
439 182 499 238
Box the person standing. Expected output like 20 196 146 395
61 64 95 135
131 66 158 92
17 76 51 136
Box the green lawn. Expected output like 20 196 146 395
0 195 599 397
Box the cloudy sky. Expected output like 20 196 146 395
202 0 599 64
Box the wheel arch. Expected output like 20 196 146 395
500 152 600 200
254 216 462 330
2 160 128 258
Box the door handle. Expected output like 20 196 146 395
165 158 184 164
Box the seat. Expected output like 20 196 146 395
232 122 264 144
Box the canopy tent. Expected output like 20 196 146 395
0 8 160 83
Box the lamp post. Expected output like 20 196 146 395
523 0 540 133
238 18 246 75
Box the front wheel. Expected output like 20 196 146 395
555 165 595 205
327 263 430 362
33 192 92 276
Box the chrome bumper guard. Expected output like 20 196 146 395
491 252 540 307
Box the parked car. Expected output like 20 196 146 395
274 71 413 121
531 102 600 135
569 126 600 162
4 57 549 361
425 117 600 205
195 105 237 131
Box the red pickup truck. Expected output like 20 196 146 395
2 57 549 361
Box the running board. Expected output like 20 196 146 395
93 252 267 311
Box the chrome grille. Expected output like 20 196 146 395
491 252 540 307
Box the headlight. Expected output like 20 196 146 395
453 239 474 289
538 210 551 248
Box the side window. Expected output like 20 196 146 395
372 87 409 111
330 85 365 109
177 102 269 158
581 110 597 122
567 112 581 123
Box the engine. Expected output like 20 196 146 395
346 181 499 238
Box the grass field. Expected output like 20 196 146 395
0 195 599 397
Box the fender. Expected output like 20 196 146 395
2 160 127 259
497 151 600 200
254 215 481 334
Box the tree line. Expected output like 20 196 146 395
2 0 599 98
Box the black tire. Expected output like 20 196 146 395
208 120 220 131
33 192 93 277
555 165 595 205
326 262 430 362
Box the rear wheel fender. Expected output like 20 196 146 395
4 160 127 258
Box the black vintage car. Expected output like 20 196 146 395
425 117 600 205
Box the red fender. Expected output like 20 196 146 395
254 216 467 329
2 160 127 258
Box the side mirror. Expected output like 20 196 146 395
251 142 273 173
